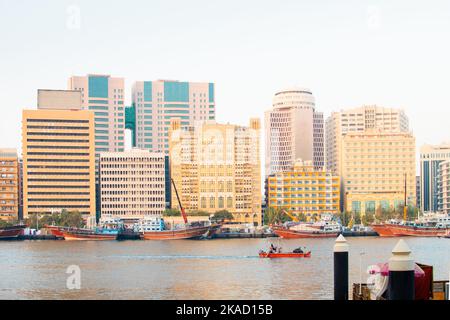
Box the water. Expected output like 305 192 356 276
1 237 449 300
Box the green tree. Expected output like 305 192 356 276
297 212 307 222
163 208 181 217
264 207 290 225
212 210 234 222
187 210 210 216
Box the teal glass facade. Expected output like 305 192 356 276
88 76 109 98
164 81 189 102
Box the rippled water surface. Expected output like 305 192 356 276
1 237 449 299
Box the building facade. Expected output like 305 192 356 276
266 159 340 219
341 129 416 214
325 105 409 174
131 80 215 155
0 149 19 221
68 75 125 156
169 118 261 225
419 143 450 213
437 160 450 214
265 88 324 176
99 149 165 221
22 90 96 219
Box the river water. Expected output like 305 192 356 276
1 237 449 300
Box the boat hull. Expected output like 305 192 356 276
0 225 25 240
142 225 211 240
371 224 396 237
372 223 448 237
61 230 118 241
259 251 311 258
272 227 339 239
387 224 447 237
45 225 65 237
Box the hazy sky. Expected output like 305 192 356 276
1 0 450 164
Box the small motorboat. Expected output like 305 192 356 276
259 251 311 258
259 245 311 258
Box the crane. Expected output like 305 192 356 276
280 209 299 222
171 178 188 225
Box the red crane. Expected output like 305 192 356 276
171 178 188 224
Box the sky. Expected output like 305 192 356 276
1 0 450 169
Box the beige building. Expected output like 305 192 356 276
169 118 262 225
22 90 96 219
341 129 416 214
267 159 340 219
99 149 166 221
326 105 409 174
0 149 19 221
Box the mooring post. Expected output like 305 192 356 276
334 234 349 300
387 239 415 300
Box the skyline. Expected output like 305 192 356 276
2 0 450 164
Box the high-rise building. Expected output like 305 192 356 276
325 105 409 174
131 80 215 154
266 159 340 219
22 90 96 219
341 129 416 215
264 88 324 176
99 149 165 221
419 143 450 213
169 118 261 225
0 149 19 221
68 74 125 156
437 160 450 214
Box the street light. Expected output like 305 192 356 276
359 251 366 295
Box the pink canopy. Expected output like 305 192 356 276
369 263 425 277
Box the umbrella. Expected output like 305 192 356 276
368 262 425 277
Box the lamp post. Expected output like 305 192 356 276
359 251 366 295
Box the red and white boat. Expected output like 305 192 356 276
259 251 311 258
45 225 66 237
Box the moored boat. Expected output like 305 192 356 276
137 216 217 240
61 215 123 241
0 225 26 240
45 225 66 237
372 213 450 237
272 221 342 239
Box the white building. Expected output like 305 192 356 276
265 88 324 176
131 80 215 154
99 149 165 221
420 143 450 213
68 74 126 156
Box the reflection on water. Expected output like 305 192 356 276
1 237 449 300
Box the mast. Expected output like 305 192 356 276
171 178 188 224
